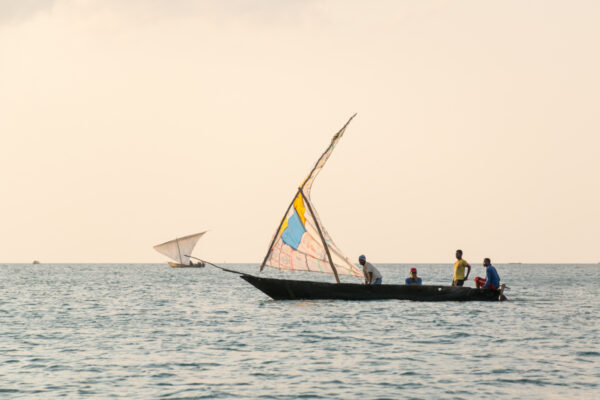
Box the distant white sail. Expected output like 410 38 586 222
153 231 206 265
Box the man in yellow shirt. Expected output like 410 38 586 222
452 249 471 286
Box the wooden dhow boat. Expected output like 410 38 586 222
241 115 506 301
154 232 207 268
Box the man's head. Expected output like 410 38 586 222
483 258 491 267
410 267 417 279
456 249 463 260
359 254 366 266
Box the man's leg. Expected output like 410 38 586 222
474 277 486 288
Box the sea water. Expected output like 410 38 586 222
0 264 598 399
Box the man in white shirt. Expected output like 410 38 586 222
359 255 382 285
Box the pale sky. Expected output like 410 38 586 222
1 0 599 264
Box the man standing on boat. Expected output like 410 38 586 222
474 258 500 290
452 249 471 286
359 255 382 285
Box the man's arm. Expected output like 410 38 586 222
465 263 471 280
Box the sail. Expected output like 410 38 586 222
154 231 206 265
301 114 356 195
261 115 363 279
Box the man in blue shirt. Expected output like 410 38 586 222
474 258 500 290
405 267 422 285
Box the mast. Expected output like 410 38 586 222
175 238 183 265
299 187 340 283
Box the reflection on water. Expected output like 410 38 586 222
0 263 598 399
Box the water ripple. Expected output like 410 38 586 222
0 263 598 399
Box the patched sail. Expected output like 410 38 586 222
261 115 363 280
154 231 206 265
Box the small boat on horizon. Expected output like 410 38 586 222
153 232 207 268
32 260 40 265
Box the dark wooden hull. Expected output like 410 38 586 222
241 275 506 301
168 262 205 268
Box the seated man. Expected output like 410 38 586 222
359 255 382 285
405 267 422 285
474 258 500 290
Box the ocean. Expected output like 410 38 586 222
1 263 598 399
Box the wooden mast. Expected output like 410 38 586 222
299 187 340 284
175 238 183 265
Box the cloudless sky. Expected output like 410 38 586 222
1 0 599 263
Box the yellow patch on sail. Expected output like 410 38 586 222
293 192 306 225
279 192 306 235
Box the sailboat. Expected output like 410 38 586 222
153 232 207 268
240 115 506 301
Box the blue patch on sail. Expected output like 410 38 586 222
281 210 306 250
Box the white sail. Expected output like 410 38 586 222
153 231 206 265
260 115 363 280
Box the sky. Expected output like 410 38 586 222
1 0 599 264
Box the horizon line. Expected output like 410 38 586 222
2 261 599 265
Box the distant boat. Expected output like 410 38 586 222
153 232 207 268
32 260 40 265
